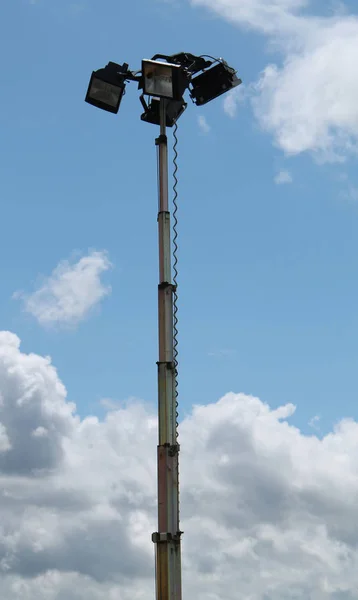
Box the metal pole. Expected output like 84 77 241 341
152 99 182 600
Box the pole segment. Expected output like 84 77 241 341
152 98 182 600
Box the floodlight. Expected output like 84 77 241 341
85 62 127 114
142 59 189 101
190 61 242 106
140 97 187 127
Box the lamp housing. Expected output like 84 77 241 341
140 97 187 127
190 61 242 106
142 59 189 101
85 62 127 114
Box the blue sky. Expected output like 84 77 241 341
2 0 358 437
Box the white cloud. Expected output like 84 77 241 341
190 0 308 35
1 332 358 596
15 251 112 328
223 84 246 118
190 0 358 162
274 169 293 184
198 115 211 133
309 414 321 431
223 92 239 119
253 19 358 161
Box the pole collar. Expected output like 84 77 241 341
155 134 167 145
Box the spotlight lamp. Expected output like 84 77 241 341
140 96 187 127
189 60 242 106
85 62 129 114
141 59 189 101
85 53 241 124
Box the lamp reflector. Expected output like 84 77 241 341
190 61 242 106
142 60 188 101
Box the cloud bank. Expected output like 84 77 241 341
0 331 358 597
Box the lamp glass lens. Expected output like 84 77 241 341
89 77 123 108
143 62 174 99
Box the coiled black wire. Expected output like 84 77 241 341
172 122 179 442
172 122 181 532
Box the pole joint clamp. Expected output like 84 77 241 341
152 531 183 544
168 443 180 456
158 281 177 292
155 134 167 146
156 360 176 371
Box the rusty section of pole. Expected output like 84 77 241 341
153 98 182 600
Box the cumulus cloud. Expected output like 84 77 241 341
15 251 112 328
198 115 211 134
274 169 293 184
253 19 358 161
0 331 154 597
0 331 75 475
190 0 308 34
0 331 358 597
190 0 358 162
223 84 247 118
308 414 321 432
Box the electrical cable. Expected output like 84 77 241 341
199 54 222 65
172 121 181 532
172 122 179 443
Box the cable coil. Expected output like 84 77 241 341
172 122 181 530
172 123 179 442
